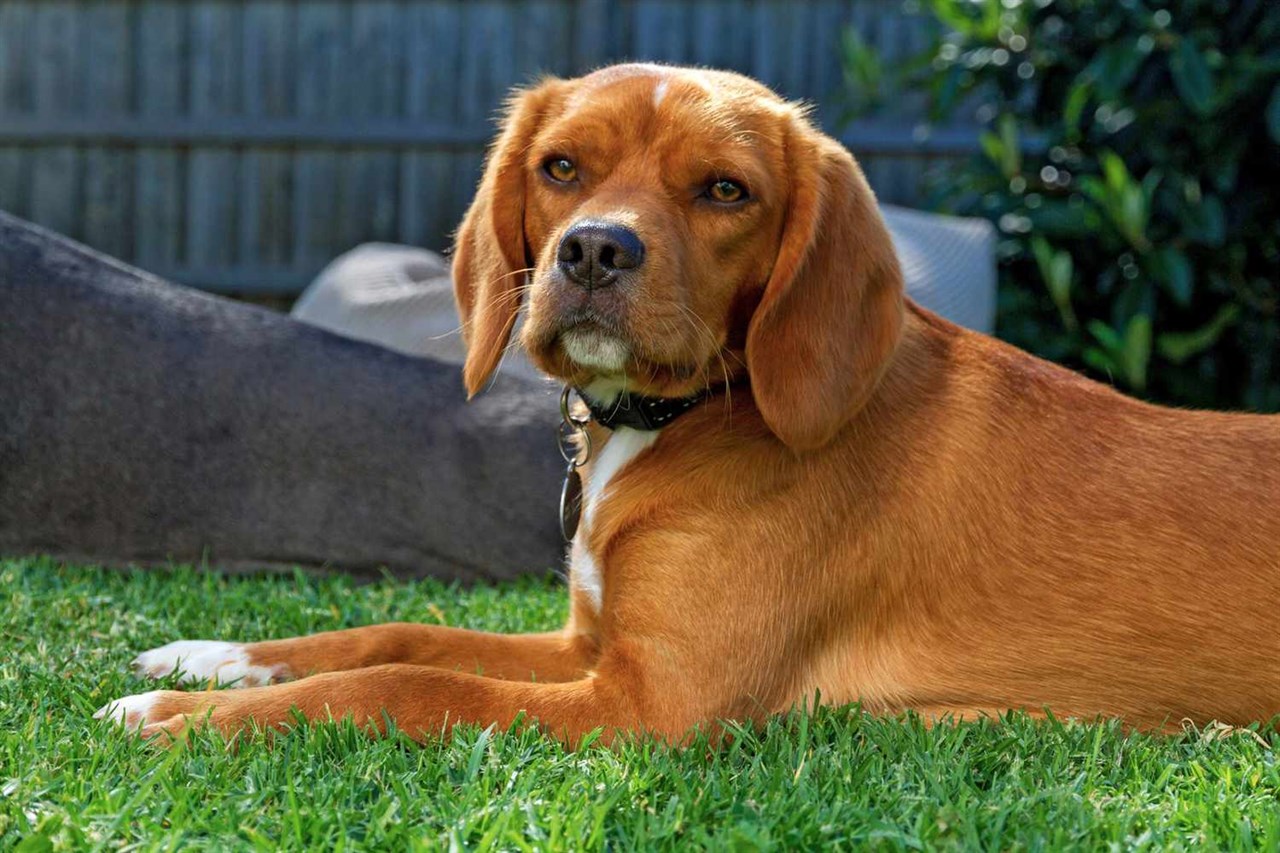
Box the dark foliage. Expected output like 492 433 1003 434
862 0 1280 410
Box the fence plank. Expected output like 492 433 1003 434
452 3 514 255
0 147 31 219
187 1 240 271
341 1 402 249
633 0 688 63
30 1 81 240
134 0 186 270
0 1 35 219
241 0 294 118
82 1 134 259
810 0 849 125
458 1 518 126
751 0 809 98
688 1 750 71
0 1 35 113
401 1 464 250
519 0 573 78
33 1 80 112
572 0 611 70
240 0 295 269
293 1 346 269
771 0 813 100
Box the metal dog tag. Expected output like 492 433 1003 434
560 465 584 542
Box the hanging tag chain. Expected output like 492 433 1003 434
558 386 591 542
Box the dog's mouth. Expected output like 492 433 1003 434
547 306 630 373
524 310 714 396
561 325 631 375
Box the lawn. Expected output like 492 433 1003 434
4 557 1280 850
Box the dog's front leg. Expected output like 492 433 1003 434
131 626 595 688
97 663 663 745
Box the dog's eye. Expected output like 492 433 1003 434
544 158 578 183
705 180 747 204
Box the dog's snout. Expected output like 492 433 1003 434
557 221 645 289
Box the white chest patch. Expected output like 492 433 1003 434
571 426 660 611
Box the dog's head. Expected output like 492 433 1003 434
454 64 904 451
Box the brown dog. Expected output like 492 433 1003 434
99 64 1280 741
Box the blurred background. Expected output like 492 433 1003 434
0 0 1277 411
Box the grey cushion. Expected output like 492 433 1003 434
291 205 995 379
881 204 996 335
0 212 565 579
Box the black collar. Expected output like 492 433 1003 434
577 388 711 431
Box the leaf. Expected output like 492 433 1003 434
1122 314 1153 392
1028 200 1103 239
1157 305 1241 364
1063 82 1091 132
930 64 965 122
1101 150 1131 194
998 113 1022 178
1083 346 1118 377
1087 316 1151 392
1267 83 1280 145
1148 247 1194 307
1049 254 1074 300
979 131 1005 171
928 0 982 38
1087 319 1123 353
1087 154 1150 249
1077 175 1110 209
927 0 1002 40
1086 40 1147 100
1031 236 1078 330
1169 39 1215 117
1118 185 1149 249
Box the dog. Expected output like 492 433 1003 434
98 63 1280 741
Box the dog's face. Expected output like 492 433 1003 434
454 64 905 451
517 66 791 398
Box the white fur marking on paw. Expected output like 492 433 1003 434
94 690 161 729
132 640 279 687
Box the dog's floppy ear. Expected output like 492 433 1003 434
453 79 562 397
745 113 904 452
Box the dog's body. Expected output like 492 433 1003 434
100 64 1280 740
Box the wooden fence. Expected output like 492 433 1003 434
0 0 973 294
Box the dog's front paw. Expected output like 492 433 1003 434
131 640 285 687
93 689 207 738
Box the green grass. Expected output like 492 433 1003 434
4 557 1280 851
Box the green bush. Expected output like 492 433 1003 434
870 0 1280 410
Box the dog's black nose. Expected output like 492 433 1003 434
557 221 645 290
